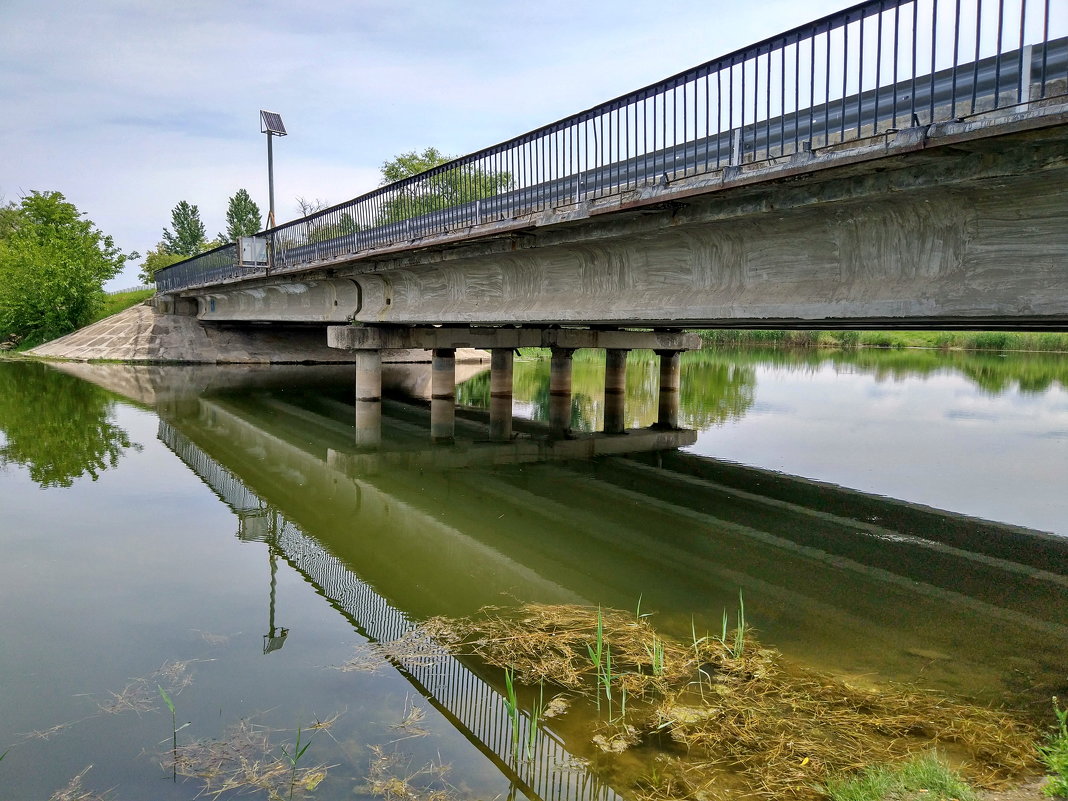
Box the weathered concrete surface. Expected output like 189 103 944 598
183 109 1068 330
27 302 489 363
327 325 702 352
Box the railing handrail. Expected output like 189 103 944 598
156 0 1067 293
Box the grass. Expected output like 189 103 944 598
86 288 154 326
696 328 1068 353
1040 698 1068 798
823 752 978 801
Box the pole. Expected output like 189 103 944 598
266 133 276 229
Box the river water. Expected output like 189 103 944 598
1 347 1066 801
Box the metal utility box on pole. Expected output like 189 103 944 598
259 110 287 229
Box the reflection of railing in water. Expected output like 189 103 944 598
158 420 620 801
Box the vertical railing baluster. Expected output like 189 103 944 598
930 0 939 123
995 0 1006 106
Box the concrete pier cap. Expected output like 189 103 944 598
326 324 703 353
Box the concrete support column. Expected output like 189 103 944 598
489 348 514 442
431 348 456 444
549 347 575 438
353 349 382 448
604 348 629 434
655 350 681 429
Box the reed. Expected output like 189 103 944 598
586 607 606 712
503 666 520 760
158 685 180 781
280 726 313 800
525 682 545 761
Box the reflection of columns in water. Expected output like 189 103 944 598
656 350 681 429
604 348 628 434
489 348 514 442
431 348 456 444
549 347 575 437
353 350 382 447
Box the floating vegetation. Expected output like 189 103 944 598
390 697 430 741
406 603 1039 801
171 719 328 800
98 659 196 715
337 629 450 675
48 766 109 801
193 629 234 646
363 744 459 801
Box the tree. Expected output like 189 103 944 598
138 242 183 285
0 191 135 346
218 189 262 243
161 200 207 257
377 147 512 225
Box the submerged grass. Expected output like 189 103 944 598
415 603 1038 801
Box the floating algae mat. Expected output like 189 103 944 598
412 604 1039 800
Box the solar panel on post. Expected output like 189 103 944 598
260 110 287 136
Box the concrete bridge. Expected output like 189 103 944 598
156 0 1068 333
148 0 1068 445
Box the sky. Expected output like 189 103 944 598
0 0 851 289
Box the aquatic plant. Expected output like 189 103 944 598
822 752 978 801
586 606 606 712
172 719 327 800
158 685 180 781
525 682 545 761
411 603 1039 800
1040 697 1068 798
281 727 313 800
503 666 520 760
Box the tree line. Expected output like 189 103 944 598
0 148 508 347
141 188 262 284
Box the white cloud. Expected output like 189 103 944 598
0 0 848 287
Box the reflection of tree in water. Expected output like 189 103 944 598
455 351 757 432
680 356 757 428
0 361 141 487
720 346 1068 397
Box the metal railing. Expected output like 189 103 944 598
156 0 1068 294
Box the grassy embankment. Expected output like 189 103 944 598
86 288 155 325
697 329 1068 353
1 288 156 354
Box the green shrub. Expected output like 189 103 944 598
1041 699 1068 798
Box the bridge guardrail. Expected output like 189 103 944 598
156 0 1068 294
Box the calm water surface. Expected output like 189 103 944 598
1 347 1066 800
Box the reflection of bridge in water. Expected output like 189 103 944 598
158 419 622 801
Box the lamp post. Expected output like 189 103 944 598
259 110 287 229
